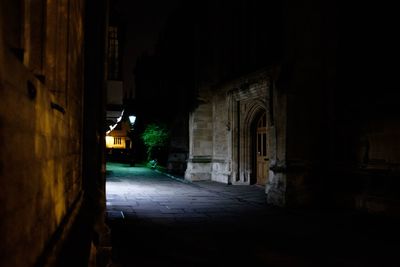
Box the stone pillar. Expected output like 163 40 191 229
185 97 213 181
264 77 288 206
166 116 189 175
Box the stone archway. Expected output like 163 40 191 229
228 79 269 185
184 71 280 189
253 111 269 186
185 70 287 205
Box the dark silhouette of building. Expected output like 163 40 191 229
134 0 400 211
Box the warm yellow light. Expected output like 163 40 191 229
106 136 114 148
105 136 126 149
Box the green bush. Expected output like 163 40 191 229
141 123 169 161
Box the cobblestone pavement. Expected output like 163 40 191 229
106 163 399 267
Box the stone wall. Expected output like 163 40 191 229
0 1 89 266
354 131 400 215
265 76 288 207
185 90 214 181
277 0 400 214
166 116 189 175
185 71 287 197
210 90 230 183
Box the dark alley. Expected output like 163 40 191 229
106 163 399 267
1 0 400 267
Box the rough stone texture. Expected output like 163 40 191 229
185 70 287 201
258 69 287 206
185 90 214 181
0 1 94 266
184 69 291 208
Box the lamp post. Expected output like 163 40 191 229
128 115 136 166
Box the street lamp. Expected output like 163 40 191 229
129 115 136 125
127 115 137 166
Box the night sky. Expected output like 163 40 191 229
110 0 181 98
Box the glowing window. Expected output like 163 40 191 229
114 137 122 145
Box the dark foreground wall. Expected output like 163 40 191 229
0 0 108 266
281 1 400 214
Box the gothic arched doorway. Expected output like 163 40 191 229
253 112 269 185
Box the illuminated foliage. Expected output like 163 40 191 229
141 123 169 160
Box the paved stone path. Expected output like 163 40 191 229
106 163 399 267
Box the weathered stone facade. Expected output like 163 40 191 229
185 70 288 206
131 0 400 215
184 1 399 212
0 1 108 266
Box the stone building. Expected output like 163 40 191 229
135 0 400 212
0 0 108 266
184 68 288 206
185 70 272 184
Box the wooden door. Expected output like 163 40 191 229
256 112 268 185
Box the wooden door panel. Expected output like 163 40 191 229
256 112 268 185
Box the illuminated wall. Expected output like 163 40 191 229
105 121 132 150
0 1 90 266
106 136 128 149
